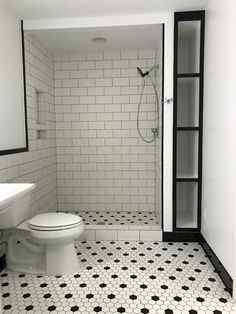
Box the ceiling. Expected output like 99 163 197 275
4 0 209 20
27 25 162 54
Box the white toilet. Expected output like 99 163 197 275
0 183 84 275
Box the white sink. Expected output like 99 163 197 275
0 183 35 209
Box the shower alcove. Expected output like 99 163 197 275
24 23 163 241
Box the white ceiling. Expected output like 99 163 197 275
27 25 162 54
4 0 209 20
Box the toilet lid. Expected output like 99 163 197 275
28 213 82 231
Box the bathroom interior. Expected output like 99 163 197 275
0 0 236 313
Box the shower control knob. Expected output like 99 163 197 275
163 97 173 104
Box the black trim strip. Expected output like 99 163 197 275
0 254 6 272
0 20 28 156
176 127 199 131
200 235 233 296
163 232 233 295
175 10 206 21
177 73 200 78
163 231 201 242
176 178 198 182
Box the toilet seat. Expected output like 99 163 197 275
28 213 82 231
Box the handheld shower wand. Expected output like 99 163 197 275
137 65 159 78
137 67 148 78
136 64 160 143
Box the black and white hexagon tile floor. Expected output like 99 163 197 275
1 241 236 313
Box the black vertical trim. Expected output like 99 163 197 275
0 20 28 156
21 20 29 153
161 24 165 230
172 14 178 231
197 12 205 230
0 254 6 272
173 11 205 232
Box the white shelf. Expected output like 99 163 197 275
177 77 199 127
176 212 197 229
176 173 198 179
176 182 198 229
177 131 198 178
178 21 201 74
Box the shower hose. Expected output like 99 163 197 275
137 74 159 143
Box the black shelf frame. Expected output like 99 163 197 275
173 11 205 233
177 73 200 78
176 178 199 182
176 127 199 131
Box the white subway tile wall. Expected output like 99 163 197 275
0 34 57 257
0 42 162 256
55 49 162 214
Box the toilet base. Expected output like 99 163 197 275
46 242 80 275
6 233 81 275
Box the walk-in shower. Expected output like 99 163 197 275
23 23 163 241
137 65 160 143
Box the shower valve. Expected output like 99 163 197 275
163 97 173 104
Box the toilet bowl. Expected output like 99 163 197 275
0 183 84 275
6 212 84 275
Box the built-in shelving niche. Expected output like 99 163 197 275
173 11 205 232
35 89 47 139
177 131 198 178
176 182 198 228
177 20 201 74
177 78 199 127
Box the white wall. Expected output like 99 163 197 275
0 4 57 258
202 0 236 277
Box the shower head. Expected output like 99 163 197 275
137 65 159 78
137 67 146 78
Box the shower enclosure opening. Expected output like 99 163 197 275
24 23 163 240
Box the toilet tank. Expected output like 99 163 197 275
0 184 35 229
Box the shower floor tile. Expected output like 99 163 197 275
1 241 236 313
68 211 159 226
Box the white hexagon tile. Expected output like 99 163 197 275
1 241 236 313
66 211 159 226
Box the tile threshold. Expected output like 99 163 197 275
85 223 162 231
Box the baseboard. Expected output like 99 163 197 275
0 254 6 272
200 234 233 296
163 231 201 242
